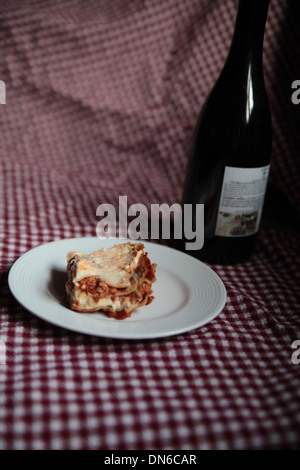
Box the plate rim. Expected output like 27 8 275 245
8 237 227 339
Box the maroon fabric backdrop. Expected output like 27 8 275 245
0 0 299 450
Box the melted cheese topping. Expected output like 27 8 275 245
67 242 144 287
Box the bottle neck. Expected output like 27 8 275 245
226 0 270 65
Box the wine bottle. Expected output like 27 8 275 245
179 0 272 265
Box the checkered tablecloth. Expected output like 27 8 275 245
1 0 300 450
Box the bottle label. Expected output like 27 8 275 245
215 165 270 237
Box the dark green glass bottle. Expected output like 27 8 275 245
180 0 272 264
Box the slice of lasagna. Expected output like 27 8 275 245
65 242 157 320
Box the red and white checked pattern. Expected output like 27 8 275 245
0 0 300 450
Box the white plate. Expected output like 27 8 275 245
8 237 226 339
